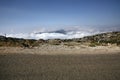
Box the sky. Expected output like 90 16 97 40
0 0 120 34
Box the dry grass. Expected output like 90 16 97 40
0 53 120 80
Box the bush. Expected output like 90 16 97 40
89 42 101 47
48 39 61 45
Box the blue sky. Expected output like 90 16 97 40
0 0 120 33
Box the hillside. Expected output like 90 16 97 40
73 31 120 46
0 31 120 47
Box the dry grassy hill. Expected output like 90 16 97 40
0 31 120 47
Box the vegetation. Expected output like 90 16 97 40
89 42 100 47
0 31 120 47
47 39 62 45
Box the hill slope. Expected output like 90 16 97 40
0 31 120 47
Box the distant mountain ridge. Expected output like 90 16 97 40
36 29 67 34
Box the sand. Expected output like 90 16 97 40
0 45 120 55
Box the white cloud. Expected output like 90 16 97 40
4 26 119 40
6 33 30 39
5 31 98 40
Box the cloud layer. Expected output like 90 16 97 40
5 32 92 40
1 26 120 40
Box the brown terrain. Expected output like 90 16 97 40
0 31 120 80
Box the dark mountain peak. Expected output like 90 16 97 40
36 29 67 34
50 29 66 34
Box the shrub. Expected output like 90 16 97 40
48 39 61 45
89 42 101 47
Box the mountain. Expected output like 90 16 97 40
36 29 66 34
